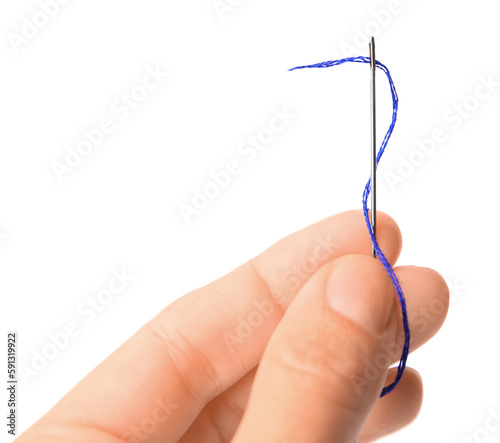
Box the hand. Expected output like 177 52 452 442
16 210 448 443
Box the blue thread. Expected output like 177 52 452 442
289 56 410 397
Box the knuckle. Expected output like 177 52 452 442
143 322 224 406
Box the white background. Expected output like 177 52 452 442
1 0 499 442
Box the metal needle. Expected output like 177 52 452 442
369 36 377 258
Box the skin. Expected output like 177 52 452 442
15 210 449 443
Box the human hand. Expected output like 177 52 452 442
16 210 448 443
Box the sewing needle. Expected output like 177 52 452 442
369 36 377 259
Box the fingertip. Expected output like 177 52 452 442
338 210 402 264
423 267 450 306
376 211 403 265
394 265 450 354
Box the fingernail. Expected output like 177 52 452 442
326 257 394 336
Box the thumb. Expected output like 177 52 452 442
232 254 398 443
